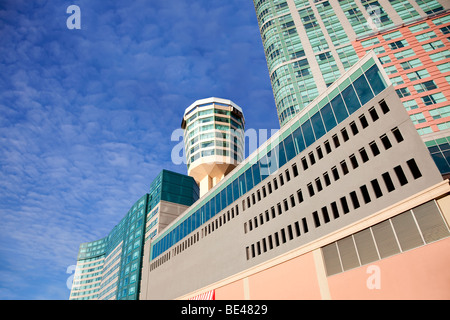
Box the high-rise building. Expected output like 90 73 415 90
69 170 199 300
252 0 450 175
181 97 245 196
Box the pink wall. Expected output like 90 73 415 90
328 237 450 300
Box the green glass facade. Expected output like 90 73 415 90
151 56 388 261
70 170 199 300
253 0 449 127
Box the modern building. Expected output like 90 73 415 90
252 0 450 174
181 97 245 196
69 170 199 300
139 53 450 300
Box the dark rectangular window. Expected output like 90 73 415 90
382 172 396 192
341 160 349 175
280 228 287 243
301 157 308 170
265 210 270 222
407 158 422 179
350 191 360 209
274 232 280 247
309 152 316 165
268 182 272 194
369 141 380 156
315 178 323 192
331 201 339 219
322 206 330 223
302 218 309 233
369 107 379 122
297 189 304 203
290 195 296 207
341 128 349 142
292 163 299 177
308 183 315 196
391 127 404 143
277 202 282 215
371 179 383 198
262 238 267 253
287 225 294 240
332 166 340 181
340 196 350 214
283 199 289 211
359 147 369 163
350 121 359 135
313 211 321 227
359 114 369 128
394 165 408 186
268 235 273 250
379 99 390 114
380 134 392 150
294 221 301 237
333 134 340 148
279 173 284 186
285 169 291 182
317 146 323 159
350 154 359 169
324 140 332 153
273 178 278 190
323 172 331 186
360 185 371 204
271 206 276 218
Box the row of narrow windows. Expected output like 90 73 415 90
242 99 391 214
244 99 395 234
245 159 424 261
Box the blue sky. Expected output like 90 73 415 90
0 0 279 299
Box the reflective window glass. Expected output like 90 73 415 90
341 84 361 115
330 93 348 123
353 74 374 105
320 103 337 131
310 111 326 140
301 119 315 147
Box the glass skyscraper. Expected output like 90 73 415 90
252 0 450 174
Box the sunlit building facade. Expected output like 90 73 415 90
181 97 245 196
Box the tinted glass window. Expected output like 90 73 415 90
330 93 348 123
341 84 361 115
301 119 315 147
292 127 306 154
311 112 326 140
365 65 387 95
283 134 297 161
320 102 337 131
353 74 374 106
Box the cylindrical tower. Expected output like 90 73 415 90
181 97 245 196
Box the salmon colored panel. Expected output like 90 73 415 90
215 279 246 300
248 252 322 300
328 238 450 300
